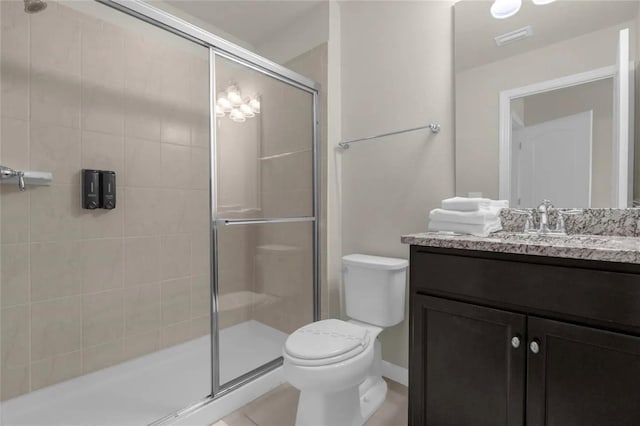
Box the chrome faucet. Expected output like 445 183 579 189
513 200 581 236
537 199 553 234
0 165 25 191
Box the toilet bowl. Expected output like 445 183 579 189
283 319 385 426
283 254 408 426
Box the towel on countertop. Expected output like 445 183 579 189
441 197 509 212
429 207 504 225
428 219 502 237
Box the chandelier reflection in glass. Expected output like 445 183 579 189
215 84 261 123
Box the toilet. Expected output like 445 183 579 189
283 254 409 426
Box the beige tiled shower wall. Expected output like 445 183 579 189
280 44 328 323
215 108 258 330
253 51 317 334
0 0 211 400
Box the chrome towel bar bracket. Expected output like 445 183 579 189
0 165 52 191
338 122 441 150
1 166 25 191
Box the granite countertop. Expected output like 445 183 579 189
401 231 640 264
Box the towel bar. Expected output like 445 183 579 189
0 165 52 191
338 122 441 150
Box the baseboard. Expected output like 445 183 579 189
381 360 408 387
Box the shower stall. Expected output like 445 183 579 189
0 0 319 424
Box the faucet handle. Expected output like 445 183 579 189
538 199 554 211
511 209 534 233
555 209 582 233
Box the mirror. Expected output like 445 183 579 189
454 0 639 208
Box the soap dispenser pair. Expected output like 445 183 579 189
82 169 116 210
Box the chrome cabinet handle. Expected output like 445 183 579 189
511 336 521 349
529 340 540 354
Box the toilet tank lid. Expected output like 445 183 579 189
342 254 408 271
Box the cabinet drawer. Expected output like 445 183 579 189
411 248 640 332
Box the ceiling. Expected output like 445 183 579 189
165 0 324 46
455 0 640 72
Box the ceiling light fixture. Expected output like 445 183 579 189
216 94 233 112
531 0 555 4
229 108 246 123
239 101 255 118
490 0 521 19
226 85 243 106
248 97 261 114
216 85 260 123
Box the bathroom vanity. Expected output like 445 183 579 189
403 231 640 426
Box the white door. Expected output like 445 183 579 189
515 111 593 208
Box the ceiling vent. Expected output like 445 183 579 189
494 25 534 47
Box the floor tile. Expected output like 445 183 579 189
215 378 407 426
241 383 299 426
366 380 408 426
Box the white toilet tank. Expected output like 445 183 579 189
342 254 409 327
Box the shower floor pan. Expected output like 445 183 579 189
1 320 287 426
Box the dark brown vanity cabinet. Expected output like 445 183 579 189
526 317 640 426
411 295 526 426
409 246 640 426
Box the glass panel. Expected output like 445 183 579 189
0 1 211 425
215 55 314 218
217 221 314 385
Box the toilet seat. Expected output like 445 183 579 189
285 319 370 367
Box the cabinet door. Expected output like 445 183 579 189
410 295 526 426
527 317 640 426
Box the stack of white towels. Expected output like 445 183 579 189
428 197 509 237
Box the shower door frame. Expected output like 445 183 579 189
209 48 320 395
95 0 321 419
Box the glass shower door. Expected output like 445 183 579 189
0 1 212 425
212 53 317 388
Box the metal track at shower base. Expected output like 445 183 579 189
147 358 284 426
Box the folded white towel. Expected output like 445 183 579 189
441 197 509 212
428 219 502 237
429 208 503 225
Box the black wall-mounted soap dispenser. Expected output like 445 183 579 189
100 171 116 209
82 169 101 209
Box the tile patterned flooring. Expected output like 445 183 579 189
212 378 408 426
